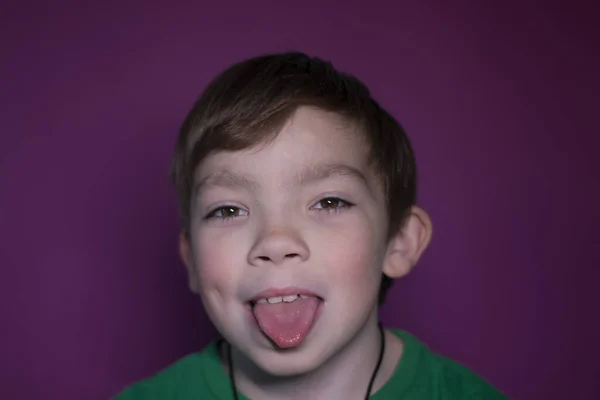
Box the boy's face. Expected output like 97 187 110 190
181 106 396 376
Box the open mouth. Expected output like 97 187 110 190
251 293 314 305
247 292 323 349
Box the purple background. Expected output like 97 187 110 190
1 1 598 399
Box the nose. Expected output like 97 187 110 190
247 228 309 266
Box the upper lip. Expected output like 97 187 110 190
247 286 321 303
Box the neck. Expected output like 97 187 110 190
227 312 395 400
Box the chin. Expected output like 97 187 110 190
249 345 332 377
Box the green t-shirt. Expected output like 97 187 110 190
115 330 507 399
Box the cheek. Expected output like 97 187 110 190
320 220 382 290
192 232 241 296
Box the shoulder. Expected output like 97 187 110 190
430 352 509 399
113 344 218 400
391 330 509 399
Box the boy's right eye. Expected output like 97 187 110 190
205 206 249 220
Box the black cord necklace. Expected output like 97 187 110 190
226 323 386 400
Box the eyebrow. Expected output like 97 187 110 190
195 163 368 195
294 163 368 188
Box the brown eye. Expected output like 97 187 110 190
206 206 248 220
221 207 239 217
312 197 353 212
320 198 340 209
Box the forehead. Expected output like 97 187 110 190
195 107 379 190
192 107 385 202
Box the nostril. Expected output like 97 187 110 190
254 253 300 263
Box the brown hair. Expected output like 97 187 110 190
170 52 417 304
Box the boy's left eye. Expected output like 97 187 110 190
311 197 353 211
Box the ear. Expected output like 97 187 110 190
179 231 200 294
382 206 433 279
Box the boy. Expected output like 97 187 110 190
116 52 507 399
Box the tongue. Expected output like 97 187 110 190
252 296 320 349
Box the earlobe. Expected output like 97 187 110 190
179 231 200 294
382 206 433 279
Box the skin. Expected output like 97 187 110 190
179 106 432 400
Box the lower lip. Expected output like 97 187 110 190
245 298 325 347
